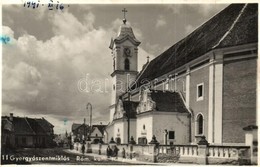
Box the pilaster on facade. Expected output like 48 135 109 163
185 67 190 109
208 54 215 143
213 51 224 144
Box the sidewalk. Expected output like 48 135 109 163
65 149 158 165
64 149 195 165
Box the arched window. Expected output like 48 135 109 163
197 114 204 135
143 124 145 130
124 58 130 70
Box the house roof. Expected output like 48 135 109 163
12 117 36 135
132 4 258 89
150 91 189 113
72 123 90 132
122 101 139 119
91 125 106 135
72 123 106 135
1 116 54 136
26 118 47 135
2 118 13 132
35 118 54 134
72 123 81 132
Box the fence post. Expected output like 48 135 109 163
98 139 103 155
243 125 258 165
129 136 136 159
197 136 209 165
149 135 160 163
86 136 92 153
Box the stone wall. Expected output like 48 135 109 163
73 138 253 165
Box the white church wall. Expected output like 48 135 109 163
113 120 126 143
109 106 115 124
152 112 190 145
111 76 117 105
136 114 153 143
189 64 210 143
105 124 114 143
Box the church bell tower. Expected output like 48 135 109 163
109 8 141 122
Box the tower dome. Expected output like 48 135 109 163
114 22 141 45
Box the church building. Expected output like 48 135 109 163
105 4 257 145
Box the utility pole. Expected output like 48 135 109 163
86 103 92 136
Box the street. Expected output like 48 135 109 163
1 148 148 165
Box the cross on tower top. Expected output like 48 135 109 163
122 8 128 24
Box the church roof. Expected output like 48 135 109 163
114 23 141 45
132 4 257 89
151 91 189 113
122 101 139 118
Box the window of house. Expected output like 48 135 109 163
197 114 204 135
124 58 130 70
197 83 204 101
143 124 145 130
169 131 175 139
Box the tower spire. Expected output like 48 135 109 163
122 8 128 24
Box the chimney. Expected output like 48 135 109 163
84 118 86 125
10 113 13 122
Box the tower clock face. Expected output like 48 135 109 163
124 48 131 57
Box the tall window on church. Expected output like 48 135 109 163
197 83 204 101
197 114 204 135
124 58 130 71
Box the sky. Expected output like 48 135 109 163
2 2 229 134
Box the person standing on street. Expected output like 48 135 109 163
122 148 126 158
81 144 85 154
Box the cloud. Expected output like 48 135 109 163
197 4 216 16
191 4 228 17
155 15 166 28
167 5 182 14
185 24 195 35
2 9 153 134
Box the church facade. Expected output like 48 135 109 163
105 4 257 145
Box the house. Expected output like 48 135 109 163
1 113 55 149
105 4 257 145
72 122 90 142
71 119 106 143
